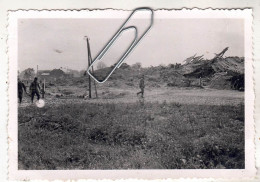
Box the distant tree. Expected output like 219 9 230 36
97 62 107 70
67 69 80 77
175 63 181 69
22 68 36 80
168 64 175 68
132 62 142 69
120 63 130 69
159 64 166 69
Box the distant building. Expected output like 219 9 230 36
38 69 69 82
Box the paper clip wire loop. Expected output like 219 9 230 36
87 7 154 83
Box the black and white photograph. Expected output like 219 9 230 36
7 8 255 179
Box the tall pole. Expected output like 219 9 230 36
37 65 38 77
92 65 98 98
87 38 98 98
87 38 92 98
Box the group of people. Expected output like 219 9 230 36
18 75 145 104
18 77 45 104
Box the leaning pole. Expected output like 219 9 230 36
86 37 98 98
86 38 92 98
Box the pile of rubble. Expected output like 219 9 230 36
179 47 244 90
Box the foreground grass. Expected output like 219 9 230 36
18 101 244 169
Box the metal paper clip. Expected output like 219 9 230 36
87 7 154 83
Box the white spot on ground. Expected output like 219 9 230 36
36 99 45 108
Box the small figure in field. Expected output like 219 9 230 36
39 80 45 98
18 78 27 104
30 77 41 103
137 75 145 98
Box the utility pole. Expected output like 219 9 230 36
37 65 38 77
86 37 98 98
86 38 92 98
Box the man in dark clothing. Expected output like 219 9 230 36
30 77 41 103
18 78 27 104
137 75 145 98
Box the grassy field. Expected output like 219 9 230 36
18 95 244 169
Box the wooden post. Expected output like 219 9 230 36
87 38 98 98
43 78 46 98
87 38 92 98
91 66 98 98
44 79 45 91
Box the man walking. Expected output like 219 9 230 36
137 75 145 98
30 77 41 103
18 78 27 104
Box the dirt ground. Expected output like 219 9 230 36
19 86 244 108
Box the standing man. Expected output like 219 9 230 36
18 78 27 104
137 75 145 98
30 77 41 103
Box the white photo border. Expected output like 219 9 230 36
7 9 255 180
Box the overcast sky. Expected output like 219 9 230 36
18 17 244 71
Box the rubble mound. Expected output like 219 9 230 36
211 57 244 74
208 72 233 89
181 55 244 90
182 57 244 77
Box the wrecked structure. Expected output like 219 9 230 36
179 47 244 90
